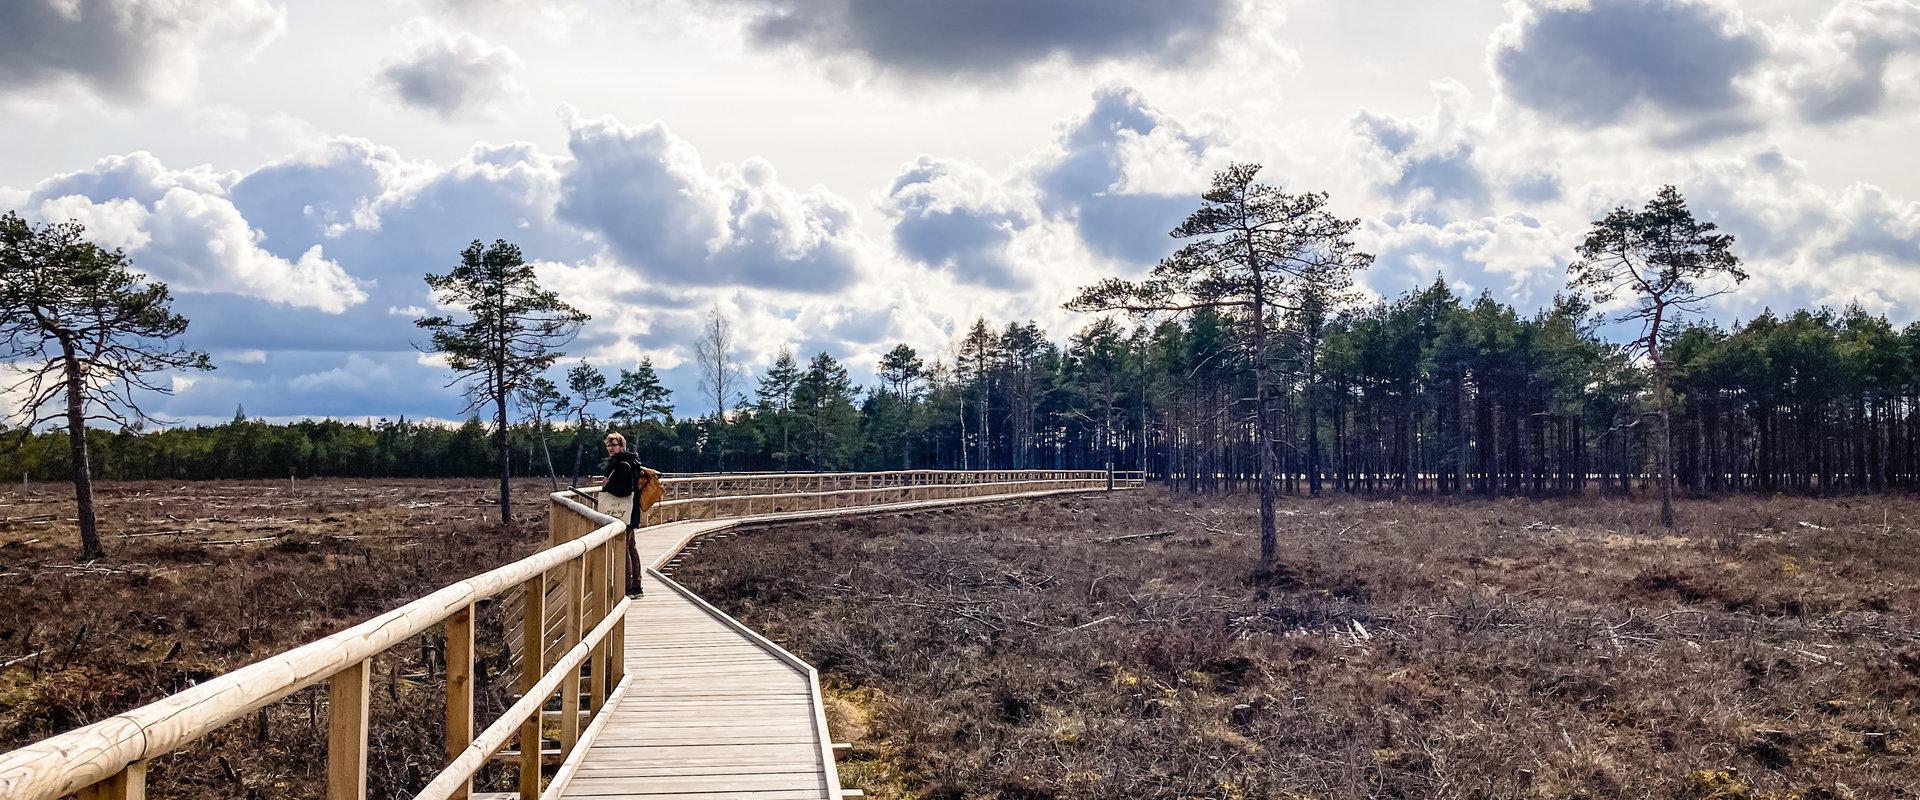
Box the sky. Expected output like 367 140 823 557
2 0 1918 425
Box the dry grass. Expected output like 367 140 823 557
673 488 1920 799
0 478 563 799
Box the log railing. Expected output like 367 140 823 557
0 470 1144 800
0 490 631 800
654 469 1138 499
644 473 1140 524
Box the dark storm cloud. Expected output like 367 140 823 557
1492 0 1764 141
724 0 1236 78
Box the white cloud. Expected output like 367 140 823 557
556 110 873 292
1772 0 1920 124
879 155 1035 288
376 20 528 121
22 152 367 313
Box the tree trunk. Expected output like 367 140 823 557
61 342 104 561
1251 282 1279 567
495 388 512 525
958 397 969 470
1654 369 1676 528
1306 355 1322 498
1455 371 1470 495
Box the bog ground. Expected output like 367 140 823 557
3 481 1918 799
674 488 1920 800
0 478 560 798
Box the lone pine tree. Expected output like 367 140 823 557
0 213 213 560
1070 163 1371 567
417 239 587 525
1569 186 1745 528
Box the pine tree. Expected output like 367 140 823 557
757 347 802 471
1569 186 1745 527
610 358 674 423
563 360 609 482
0 213 214 560
417 238 588 525
793 352 858 469
957 319 999 469
877 344 925 400
1069 163 1371 568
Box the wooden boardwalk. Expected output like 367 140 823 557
557 518 837 799
0 471 1136 800
558 487 1128 799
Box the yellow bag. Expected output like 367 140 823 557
636 467 664 512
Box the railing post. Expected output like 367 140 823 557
445 603 475 800
558 553 585 756
610 530 628 687
585 540 609 720
547 497 561 548
518 572 546 800
327 660 370 800
79 762 145 800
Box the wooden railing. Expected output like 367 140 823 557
644 472 1140 523
504 471 1140 675
0 470 1144 800
0 490 631 800
654 469 1126 499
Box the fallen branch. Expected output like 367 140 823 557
1176 509 1242 536
1098 530 1173 544
202 535 284 546
1061 615 1117 634
0 650 44 670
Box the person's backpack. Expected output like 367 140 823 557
636 466 664 512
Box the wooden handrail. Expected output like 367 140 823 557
643 477 1136 524
0 491 630 800
1 471 1140 800
655 469 1119 498
413 596 630 800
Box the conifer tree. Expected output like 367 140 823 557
417 239 587 524
611 358 674 423
757 347 802 471
1069 163 1370 568
0 213 213 560
1568 186 1744 527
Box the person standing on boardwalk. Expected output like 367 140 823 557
597 432 641 525
596 431 654 594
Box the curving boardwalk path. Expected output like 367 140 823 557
559 486 1130 799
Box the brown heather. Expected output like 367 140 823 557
675 488 1920 799
0 478 563 799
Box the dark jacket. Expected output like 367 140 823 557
602 451 640 497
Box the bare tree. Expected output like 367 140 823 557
1569 185 1745 528
564 360 609 482
694 305 741 471
517 376 565 489
0 213 213 560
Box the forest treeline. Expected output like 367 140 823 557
4 284 1916 496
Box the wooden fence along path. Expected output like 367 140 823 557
0 469 1142 800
